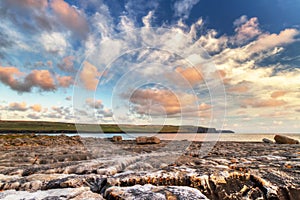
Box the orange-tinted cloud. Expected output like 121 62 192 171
58 56 75 72
175 67 203 86
30 104 42 112
271 91 287 98
241 98 286 108
86 98 103 109
128 88 197 115
0 66 23 86
80 62 101 91
57 75 73 88
248 29 298 53
50 0 89 39
228 85 249 93
0 66 55 92
211 69 231 84
234 17 261 44
216 69 226 78
199 103 212 111
25 70 56 91
9 102 27 111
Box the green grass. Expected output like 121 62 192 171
0 120 227 133
0 120 185 133
0 121 76 132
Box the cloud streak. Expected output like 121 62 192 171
174 0 200 19
241 98 287 108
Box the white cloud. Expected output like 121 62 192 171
142 11 154 28
233 15 248 26
247 28 298 53
197 29 228 53
40 32 68 55
174 0 200 19
233 17 261 44
118 15 135 31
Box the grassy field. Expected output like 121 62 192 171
0 120 200 133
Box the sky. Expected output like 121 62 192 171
0 0 299 133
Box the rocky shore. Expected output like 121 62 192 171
0 134 299 199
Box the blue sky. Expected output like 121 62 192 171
0 0 299 133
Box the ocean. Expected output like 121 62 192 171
36 133 300 142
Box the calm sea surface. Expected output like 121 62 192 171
36 133 300 142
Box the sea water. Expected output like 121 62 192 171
35 133 300 142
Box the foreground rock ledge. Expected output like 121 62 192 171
0 134 299 199
104 184 209 199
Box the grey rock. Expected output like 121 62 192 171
262 138 274 144
0 187 103 200
104 184 208 200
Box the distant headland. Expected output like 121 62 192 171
0 120 234 134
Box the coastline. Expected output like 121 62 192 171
2 132 299 143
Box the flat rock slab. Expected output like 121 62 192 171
0 187 104 200
104 184 208 200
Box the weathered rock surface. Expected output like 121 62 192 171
104 184 209 199
0 134 299 199
0 134 82 147
104 166 282 200
0 187 104 200
136 136 160 144
274 135 299 144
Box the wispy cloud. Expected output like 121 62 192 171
174 0 200 19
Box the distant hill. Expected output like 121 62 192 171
0 120 234 134
196 127 235 133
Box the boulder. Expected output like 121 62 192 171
262 138 274 144
112 136 122 142
274 135 299 144
136 136 160 144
